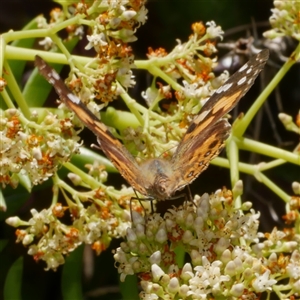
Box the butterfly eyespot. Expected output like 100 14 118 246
204 151 211 157
188 171 194 177
198 161 204 166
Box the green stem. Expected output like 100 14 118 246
52 181 59 206
3 61 31 118
210 156 291 203
1 89 16 109
237 137 300 166
254 172 291 203
0 36 6 77
136 61 182 92
63 162 103 190
5 45 91 65
258 158 286 171
116 82 144 125
226 137 242 206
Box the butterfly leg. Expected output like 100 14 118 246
186 185 197 208
130 190 148 223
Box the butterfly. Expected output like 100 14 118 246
35 49 269 201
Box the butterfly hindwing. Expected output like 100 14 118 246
172 119 230 190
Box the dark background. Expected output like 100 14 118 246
1 1 299 299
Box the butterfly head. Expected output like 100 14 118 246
140 158 182 200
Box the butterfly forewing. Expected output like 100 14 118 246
34 55 148 196
179 49 269 146
171 49 269 193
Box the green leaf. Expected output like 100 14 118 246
61 244 84 300
0 186 29 222
3 256 23 300
120 274 139 300
71 147 117 173
0 240 9 252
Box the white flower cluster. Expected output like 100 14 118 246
114 190 300 299
264 0 300 41
0 108 80 187
6 200 132 270
65 1 147 104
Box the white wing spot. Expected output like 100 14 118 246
237 76 247 85
216 82 233 94
239 63 248 72
258 56 264 62
67 93 81 104
246 67 253 74
51 70 60 80
49 78 55 85
216 86 223 94
222 82 233 92
197 109 210 122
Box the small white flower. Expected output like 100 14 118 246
23 234 34 245
181 263 194 281
167 277 179 294
85 33 107 50
155 228 167 244
117 68 135 88
205 21 224 40
135 6 148 25
182 80 199 98
149 251 161 265
6 216 27 227
230 283 245 297
141 87 160 106
121 10 136 21
151 264 165 282
252 270 277 292
39 37 56 51
292 181 300 195
286 250 300 280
